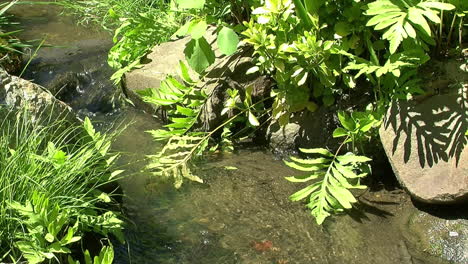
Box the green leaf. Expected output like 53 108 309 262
285 173 321 183
248 111 260 126
418 2 455 11
45 233 55 243
333 128 348 138
336 154 372 165
178 60 195 84
284 160 325 171
290 183 321 201
184 37 216 73
188 19 207 39
299 148 333 157
176 0 205 9
338 112 355 131
217 27 239 56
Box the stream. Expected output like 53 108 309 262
6 2 467 264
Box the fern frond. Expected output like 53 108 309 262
285 148 371 224
146 134 209 188
366 0 455 53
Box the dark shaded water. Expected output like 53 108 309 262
6 2 466 264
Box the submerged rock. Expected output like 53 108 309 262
379 91 468 204
402 209 467 263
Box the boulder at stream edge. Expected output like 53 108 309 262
379 89 468 204
123 29 273 132
0 67 77 121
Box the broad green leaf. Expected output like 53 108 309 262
407 8 431 36
178 60 195 84
184 38 215 73
290 156 330 165
176 0 205 9
338 112 355 131
188 19 207 39
328 185 356 209
333 162 359 178
217 27 239 56
284 160 325 171
333 128 348 138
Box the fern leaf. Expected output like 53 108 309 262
285 148 371 224
365 0 455 53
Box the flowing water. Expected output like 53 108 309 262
6 2 466 264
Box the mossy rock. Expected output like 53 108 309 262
403 210 467 263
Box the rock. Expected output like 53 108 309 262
123 29 273 131
199 49 273 131
379 92 468 204
402 209 467 263
265 106 342 155
123 29 218 114
0 68 78 122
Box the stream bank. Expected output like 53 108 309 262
4 2 467 264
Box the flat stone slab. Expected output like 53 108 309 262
380 92 468 204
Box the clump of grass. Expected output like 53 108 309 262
0 105 124 263
57 0 174 30
0 1 30 73
57 0 182 84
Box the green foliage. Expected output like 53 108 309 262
141 60 266 187
366 0 455 53
173 0 250 73
0 107 124 262
285 148 371 225
140 62 208 187
108 10 180 84
0 1 30 66
242 0 341 125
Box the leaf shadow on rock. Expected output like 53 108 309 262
383 92 467 168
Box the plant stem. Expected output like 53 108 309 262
446 14 457 49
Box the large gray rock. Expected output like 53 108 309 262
123 29 218 114
123 29 273 132
380 90 468 204
265 107 342 155
0 68 77 121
